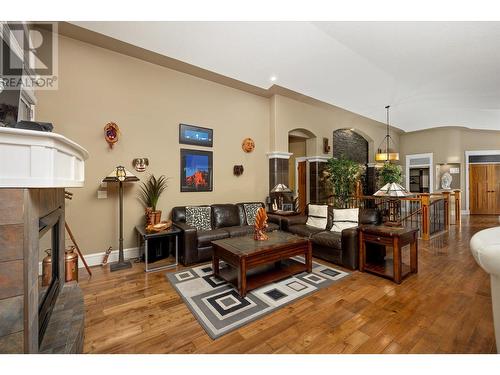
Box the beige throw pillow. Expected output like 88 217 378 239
306 204 328 229
330 208 359 232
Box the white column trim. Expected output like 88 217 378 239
307 156 329 163
267 151 293 159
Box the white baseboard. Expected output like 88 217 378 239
461 210 470 215
80 247 140 268
38 247 140 275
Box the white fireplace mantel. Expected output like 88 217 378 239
0 127 89 188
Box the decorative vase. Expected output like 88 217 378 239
145 207 153 226
151 210 162 225
253 208 269 241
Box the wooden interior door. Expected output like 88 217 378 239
469 164 500 214
297 161 307 214
488 164 500 214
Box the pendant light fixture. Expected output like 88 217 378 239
375 105 399 162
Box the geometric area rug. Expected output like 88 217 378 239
166 257 350 339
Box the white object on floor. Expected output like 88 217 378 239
470 226 500 353
0 127 88 188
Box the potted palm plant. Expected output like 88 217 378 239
138 174 168 225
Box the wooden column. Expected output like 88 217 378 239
420 193 431 240
442 191 451 229
454 189 461 226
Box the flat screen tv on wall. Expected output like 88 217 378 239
179 123 213 147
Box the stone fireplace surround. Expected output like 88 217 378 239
0 189 74 353
0 128 88 353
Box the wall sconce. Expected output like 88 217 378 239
323 137 331 154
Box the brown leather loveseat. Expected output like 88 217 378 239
279 206 381 269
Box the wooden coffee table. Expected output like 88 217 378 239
211 231 312 297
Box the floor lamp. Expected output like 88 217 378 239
103 166 139 271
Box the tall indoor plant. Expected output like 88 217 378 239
139 174 168 225
379 162 403 185
324 156 362 208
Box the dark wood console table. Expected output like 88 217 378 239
359 225 419 284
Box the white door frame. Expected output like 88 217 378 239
464 150 500 214
405 153 434 193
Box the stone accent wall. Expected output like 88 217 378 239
333 129 369 164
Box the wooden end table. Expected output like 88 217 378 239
359 225 419 284
212 231 312 298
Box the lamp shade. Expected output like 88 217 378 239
375 151 400 162
271 183 292 193
102 166 139 183
373 182 412 197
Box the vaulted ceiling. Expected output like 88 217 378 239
72 21 500 132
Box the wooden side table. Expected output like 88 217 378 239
359 225 419 284
267 210 299 230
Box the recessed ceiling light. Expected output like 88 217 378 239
270 75 277 82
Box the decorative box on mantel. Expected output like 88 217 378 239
0 128 88 354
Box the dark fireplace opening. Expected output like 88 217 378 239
38 208 62 346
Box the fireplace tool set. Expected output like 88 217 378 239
64 191 92 277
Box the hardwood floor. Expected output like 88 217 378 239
79 215 497 354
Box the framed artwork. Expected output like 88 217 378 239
179 123 213 147
180 149 213 192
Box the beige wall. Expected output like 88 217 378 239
271 95 399 161
36 35 270 254
36 34 396 255
400 126 500 207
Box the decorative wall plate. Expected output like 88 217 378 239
242 137 255 153
104 122 120 148
132 158 149 172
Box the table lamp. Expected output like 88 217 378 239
270 183 292 210
102 166 139 271
373 182 412 226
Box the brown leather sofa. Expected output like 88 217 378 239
172 202 280 265
279 206 382 269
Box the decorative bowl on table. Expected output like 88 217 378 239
145 220 172 233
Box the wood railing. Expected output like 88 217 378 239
327 189 461 240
